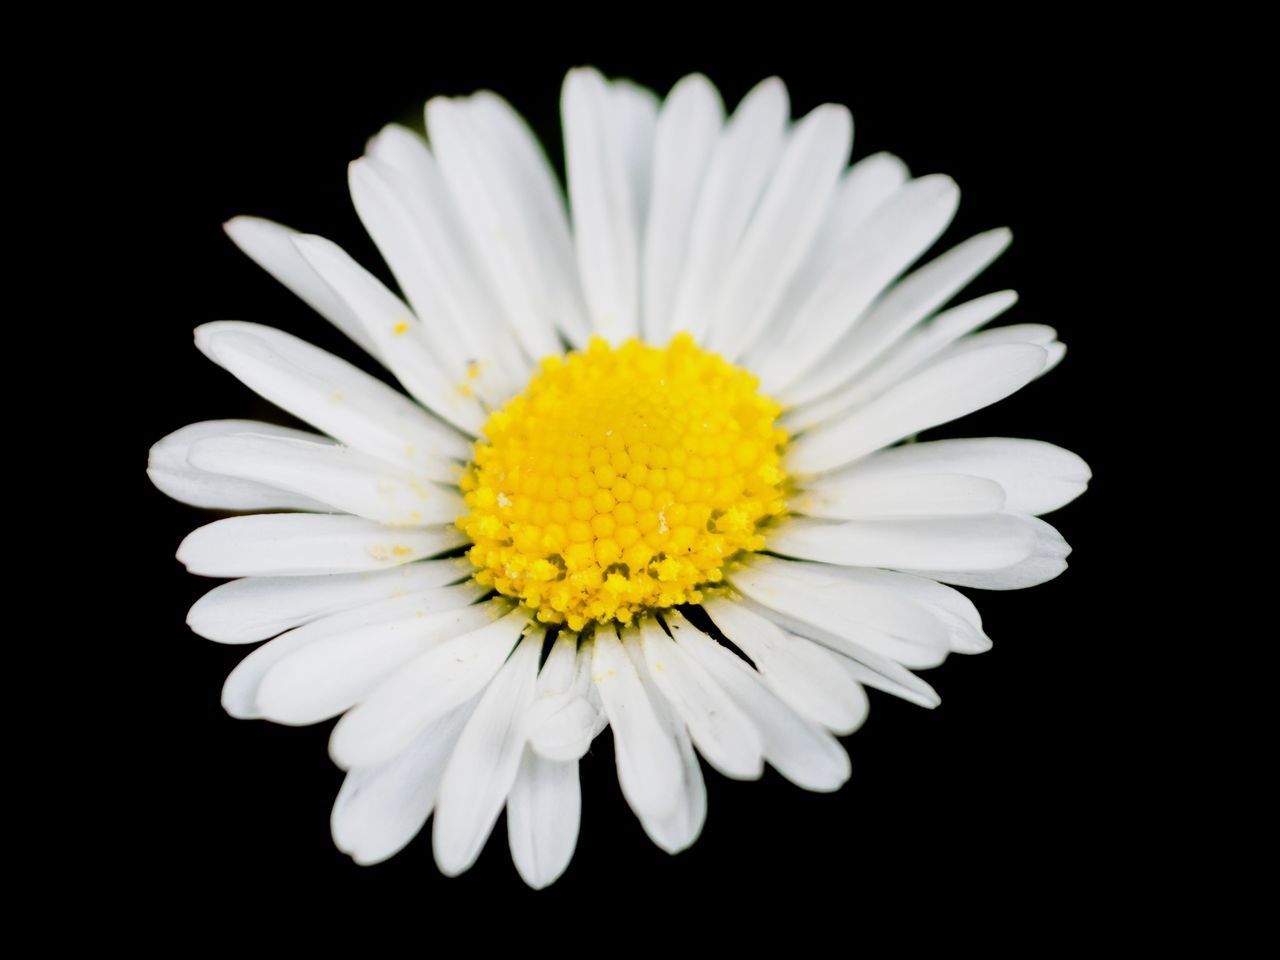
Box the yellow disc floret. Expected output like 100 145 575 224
457 335 788 631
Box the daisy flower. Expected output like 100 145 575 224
147 66 1090 888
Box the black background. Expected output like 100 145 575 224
98 30 1156 927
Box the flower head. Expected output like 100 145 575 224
148 66 1090 888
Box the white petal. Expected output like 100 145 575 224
788 343 1049 474
507 747 580 890
793 290 1018 425
525 698 599 763
426 93 586 355
757 174 958 390
667 612 851 792
331 699 475 866
148 420 330 512
1043 341 1067 374
913 515 1072 589
934 323 1056 359
291 234 487 434
220 620 317 720
177 514 465 578
668 77 789 341
433 630 543 877
781 563 990 655
352 126 529 398
591 627 685 825
708 103 852 358
329 606 529 769
188 433 462 524
622 630 707 854
255 593 496 725
729 558 949 705
701 596 867 734
808 152 913 263
223 216 382 359
782 227 1014 408
746 152 911 366
642 74 724 342
793 472 1007 520
637 619 764 779
348 156 476 382
563 68 649 342
187 558 471 644
730 556 951 668
815 436 1090 517
920 325 1066 391
534 632 580 695
525 636 601 762
767 513 1038 573
219 586 487 720
613 80 660 226
194 321 470 467
829 644 940 709
469 89 595 348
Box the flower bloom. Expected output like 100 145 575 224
149 66 1090 888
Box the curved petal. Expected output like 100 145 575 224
524 636 601 762
622 628 707 854
781 227 1013 407
637 619 764 779
787 343 1048 475
255 593 495 725
756 174 958 390
766 513 1038 573
426 93 586 355
194 321 470 467
913 515 1072 589
701 596 868 734
223 215 382 360
291 234 487 434
785 290 1018 429
812 436 1091 517
219 587 489 719
768 561 991 655
745 151 911 364
188 433 462 524
148 419 331 512
708 103 852 358
329 605 529 769
330 698 477 866
351 126 529 398
563 68 655 343
792 472 1007 520
827 643 941 709
177 513 465 578
668 77 790 341
433 630 543 877
187 558 471 644
591 627 685 828
507 746 581 890
729 556 951 668
667 612 851 792
642 73 724 342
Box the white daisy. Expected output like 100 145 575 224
147 66 1090 888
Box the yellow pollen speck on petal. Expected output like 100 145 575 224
457 335 788 628
392 320 410 335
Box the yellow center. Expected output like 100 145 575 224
457 335 788 631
